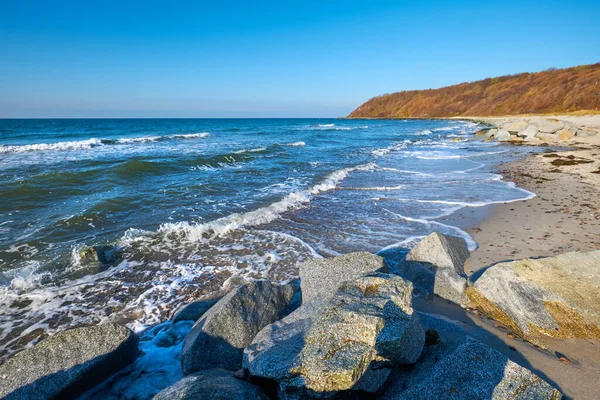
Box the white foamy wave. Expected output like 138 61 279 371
415 154 462 160
300 124 368 131
432 127 456 132
377 167 432 176
234 147 268 154
0 132 210 154
157 163 376 240
285 141 306 147
0 138 104 154
343 185 404 191
381 208 477 251
415 129 433 135
170 132 210 139
371 140 411 156
115 136 162 144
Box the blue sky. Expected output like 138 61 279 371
1 0 599 118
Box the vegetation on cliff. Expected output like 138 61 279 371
348 63 600 118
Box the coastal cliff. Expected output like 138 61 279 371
348 63 600 119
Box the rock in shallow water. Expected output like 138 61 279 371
171 298 220 323
244 272 424 399
0 324 138 400
152 368 268 400
181 280 292 374
468 250 600 346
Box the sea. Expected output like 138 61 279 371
0 118 536 398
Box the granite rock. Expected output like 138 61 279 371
300 252 387 306
152 368 269 400
467 250 600 346
0 324 138 400
181 280 292 374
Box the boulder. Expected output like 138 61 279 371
483 128 498 139
0 324 138 400
152 369 268 400
494 129 511 142
556 128 574 141
532 119 565 133
504 120 529 133
524 135 542 144
171 298 220 323
381 335 562 399
467 250 600 347
517 124 539 139
245 273 424 399
78 245 122 265
401 233 469 304
300 252 387 305
535 132 559 142
576 129 596 137
406 233 469 273
181 280 292 374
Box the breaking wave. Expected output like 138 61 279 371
0 132 210 154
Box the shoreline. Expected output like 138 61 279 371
2 116 599 399
434 115 600 399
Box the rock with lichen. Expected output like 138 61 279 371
467 250 600 347
381 334 562 400
244 273 424 399
0 324 138 400
181 280 293 374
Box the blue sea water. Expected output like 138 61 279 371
0 118 536 396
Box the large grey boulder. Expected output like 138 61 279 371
400 233 469 304
0 324 138 400
494 129 512 142
504 120 529 133
532 119 565 133
300 252 387 305
152 368 268 400
576 128 596 137
517 124 539 139
181 280 292 374
483 128 498 139
381 334 562 399
535 132 559 142
467 250 600 347
171 298 220 323
245 273 424 399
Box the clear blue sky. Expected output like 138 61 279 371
1 0 599 118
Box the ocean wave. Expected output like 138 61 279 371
371 140 411 156
342 185 404 191
380 207 477 251
299 124 368 131
0 132 210 154
285 141 306 147
0 138 105 154
157 162 376 240
415 129 433 135
234 147 268 154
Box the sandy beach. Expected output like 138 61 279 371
433 115 600 399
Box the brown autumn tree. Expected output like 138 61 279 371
348 63 600 118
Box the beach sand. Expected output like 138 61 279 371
424 117 600 399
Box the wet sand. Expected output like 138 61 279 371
428 129 600 399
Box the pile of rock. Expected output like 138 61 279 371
0 233 570 399
476 117 596 144
161 238 560 399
